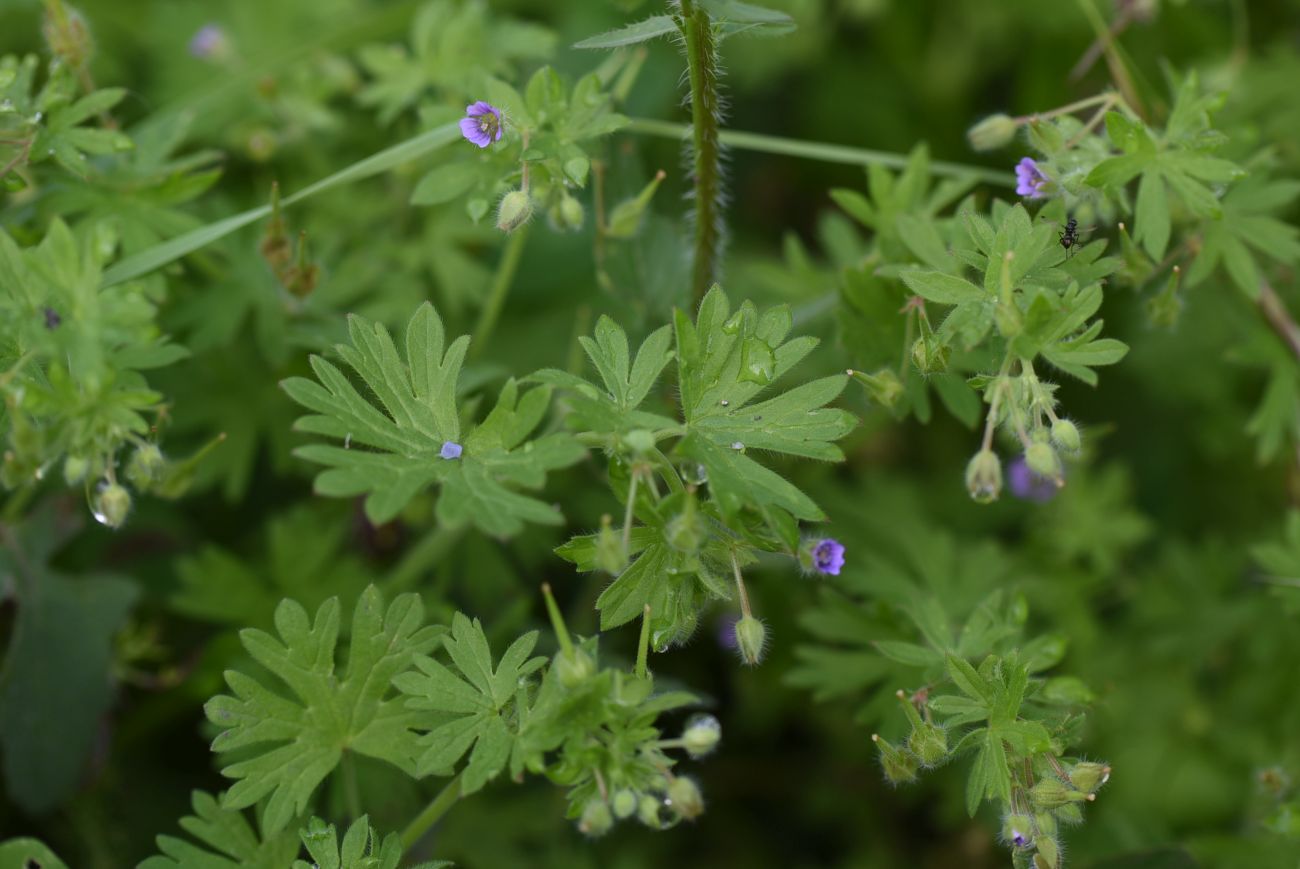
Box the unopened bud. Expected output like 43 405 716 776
1031 778 1089 810
496 190 533 233
637 794 669 829
43 2 95 70
612 789 638 819
1035 834 1061 869
872 734 918 785
965 449 1003 503
125 444 165 490
577 799 613 837
1024 441 1062 483
63 454 90 485
548 193 585 232
681 713 721 758
93 482 131 529
907 722 948 767
666 776 704 820
848 367 904 410
1067 761 1111 794
1002 812 1034 848
910 336 949 375
623 429 655 456
967 114 1020 152
1050 419 1081 453
733 616 767 666
594 515 627 575
664 490 705 554
555 647 595 688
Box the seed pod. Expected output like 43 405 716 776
907 721 948 767
872 734 918 785
612 789 638 819
967 114 1020 151
93 482 132 529
666 776 704 820
733 616 767 666
577 799 613 837
1050 419 1081 453
126 444 166 490
1067 761 1111 794
681 713 721 758
1031 778 1089 810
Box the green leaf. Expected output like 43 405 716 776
0 839 70 869
1135 170 1171 260
394 614 545 794
411 163 477 205
292 816 403 869
900 269 985 305
284 303 584 532
873 640 944 668
205 587 442 835
574 15 678 49
140 791 301 869
945 653 993 705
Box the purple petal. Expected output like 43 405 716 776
812 538 845 576
440 441 463 460
459 117 490 148
1007 457 1058 502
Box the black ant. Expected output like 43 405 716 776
1059 215 1081 257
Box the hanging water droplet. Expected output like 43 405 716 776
739 338 776 385
680 462 708 485
721 312 743 335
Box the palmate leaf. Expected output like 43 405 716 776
282 302 584 533
205 587 443 835
139 791 301 869
292 816 420 869
394 613 547 795
675 286 856 521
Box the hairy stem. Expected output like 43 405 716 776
679 0 725 302
470 224 530 359
1258 281 1300 364
401 772 464 850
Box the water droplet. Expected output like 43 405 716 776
730 441 744 451
680 462 708 485
344 432 352 449
752 415 762 422
719 399 729 407
721 312 742 335
739 338 775 385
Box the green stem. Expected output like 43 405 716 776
470 225 530 359
626 118 1014 187
401 773 464 851
636 604 652 678
679 0 725 302
342 752 362 821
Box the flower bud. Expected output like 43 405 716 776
1002 813 1034 848
43 2 95 70
496 190 533 233
612 789 638 819
1050 419 1081 453
577 799 613 837
848 367 904 410
125 444 166 490
733 616 767 666
63 454 90 485
907 722 948 767
664 494 705 555
1034 810 1058 837
547 193 585 232
607 170 666 239
965 449 1003 503
1024 441 1062 483
1067 761 1111 794
93 482 131 529
1035 834 1061 869
555 647 596 688
967 113 1020 151
910 336 949 375
1031 778 1089 810
1054 802 1084 826
594 515 627 575
872 734 918 785
623 429 655 456
681 713 721 758
637 794 669 829
666 776 704 820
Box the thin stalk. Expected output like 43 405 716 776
342 752 362 821
729 550 753 619
636 604 652 678
626 118 1015 187
400 773 464 850
1014 92 1114 124
470 224 530 359
621 468 640 555
1258 281 1300 364
679 0 726 301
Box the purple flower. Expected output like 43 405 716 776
189 24 229 60
1015 157 1048 199
1011 829 1029 848
460 101 503 148
811 538 845 576
440 441 463 460
1007 456 1058 503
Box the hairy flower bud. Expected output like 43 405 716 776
43 2 95 71
907 721 948 767
93 482 131 529
594 515 627 575
967 113 1020 151
548 193 585 232
910 336 949 375
623 429 655 456
1034 834 1061 869
496 190 533 233
555 647 596 688
1002 812 1035 848
1067 761 1111 794
872 734 918 784
666 776 704 820
63 454 90 485
1031 778 1090 810
681 713 721 758
1024 441 1062 483
965 449 1003 503
578 799 613 837
125 444 166 490
612 789 638 819
848 367 904 410
733 616 767 666
1050 419 1081 453
637 794 669 829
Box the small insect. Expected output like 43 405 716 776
1059 215 1082 256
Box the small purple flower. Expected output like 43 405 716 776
717 614 739 650
440 441 463 460
1007 456 1059 503
459 101 503 148
811 538 846 576
1015 157 1048 199
1011 829 1029 848
189 24 230 60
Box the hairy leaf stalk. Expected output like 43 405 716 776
679 0 726 302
